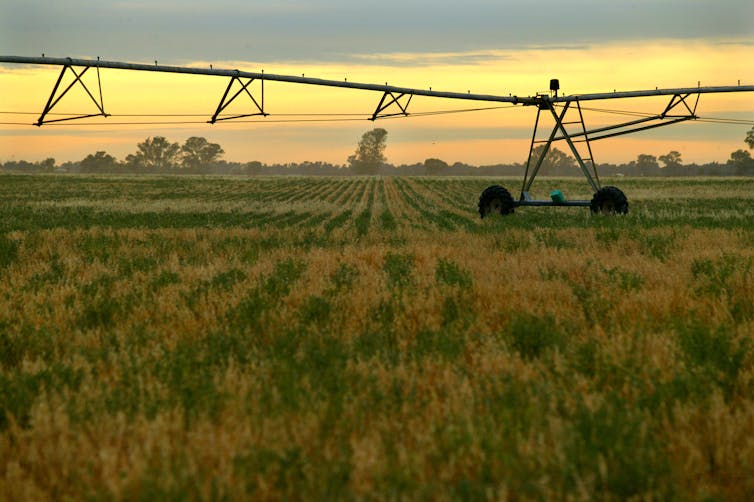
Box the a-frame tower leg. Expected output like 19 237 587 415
520 101 601 200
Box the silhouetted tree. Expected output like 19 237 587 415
528 145 575 174
728 149 754 175
180 137 224 169
659 151 683 169
126 136 180 169
423 158 448 175
348 128 388 175
241 161 263 174
80 151 118 172
635 154 659 175
39 158 56 172
746 126 754 150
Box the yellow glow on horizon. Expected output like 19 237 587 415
1 39 752 165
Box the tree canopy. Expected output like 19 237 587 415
423 158 449 175
348 128 388 175
181 136 224 169
123 136 224 170
80 151 118 172
126 136 181 169
659 151 683 169
528 145 576 173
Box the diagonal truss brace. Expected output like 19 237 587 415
662 92 699 118
552 93 699 142
370 91 413 121
208 74 268 123
36 61 108 126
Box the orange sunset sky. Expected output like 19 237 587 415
1 1 753 166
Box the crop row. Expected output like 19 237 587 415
1 174 754 499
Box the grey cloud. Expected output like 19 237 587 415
1 0 752 64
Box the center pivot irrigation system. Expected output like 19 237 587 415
3 55 754 217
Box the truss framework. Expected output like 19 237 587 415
208 74 267 123
370 91 413 120
7 55 751 106
3 55 752 198
518 92 699 205
35 60 108 126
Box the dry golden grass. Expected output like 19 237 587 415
1 174 753 499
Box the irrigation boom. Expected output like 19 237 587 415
2 55 754 215
3 55 753 106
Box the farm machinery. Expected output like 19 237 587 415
1 55 753 218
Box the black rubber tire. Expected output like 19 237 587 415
590 186 629 215
478 185 515 218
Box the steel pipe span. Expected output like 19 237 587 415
0 55 531 105
2 55 754 104
552 86 754 102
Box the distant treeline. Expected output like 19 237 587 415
4 156 754 177
3 129 754 176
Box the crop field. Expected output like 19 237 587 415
1 173 754 500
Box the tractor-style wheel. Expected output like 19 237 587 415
590 186 628 215
478 185 515 218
